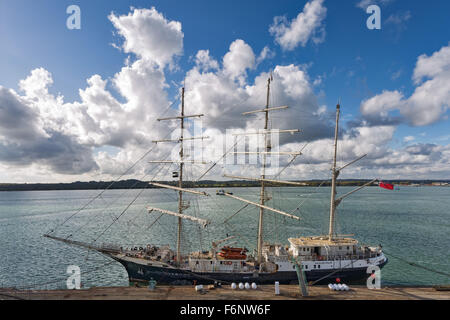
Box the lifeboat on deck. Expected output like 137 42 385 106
218 246 248 260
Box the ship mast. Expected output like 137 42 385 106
151 87 209 266
326 102 381 240
177 87 185 263
225 75 302 265
328 103 340 241
257 77 271 264
43 87 219 262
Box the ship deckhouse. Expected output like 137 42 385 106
289 236 359 259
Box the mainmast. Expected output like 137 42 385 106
177 88 185 263
257 78 271 264
227 75 302 265
328 103 340 241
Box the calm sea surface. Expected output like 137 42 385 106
1 186 449 289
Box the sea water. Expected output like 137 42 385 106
0 186 448 289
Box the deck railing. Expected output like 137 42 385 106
297 252 380 261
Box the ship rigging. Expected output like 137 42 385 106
44 75 387 285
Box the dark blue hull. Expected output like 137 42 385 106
114 256 388 285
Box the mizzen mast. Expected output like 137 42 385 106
328 103 340 241
327 103 375 241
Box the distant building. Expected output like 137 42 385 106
431 182 449 186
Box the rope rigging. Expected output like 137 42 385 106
35 73 449 294
45 99 179 236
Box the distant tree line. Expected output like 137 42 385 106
0 179 448 192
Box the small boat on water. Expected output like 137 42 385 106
216 189 232 195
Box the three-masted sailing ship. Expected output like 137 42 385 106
45 77 387 285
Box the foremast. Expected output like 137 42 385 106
152 87 209 265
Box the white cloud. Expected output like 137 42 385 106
313 75 323 86
276 124 395 179
404 136 415 142
356 0 393 10
0 84 98 175
385 11 411 26
360 44 450 126
1 6 450 182
195 50 219 72
279 127 450 180
385 11 412 39
360 90 404 120
0 86 46 142
109 7 183 68
413 44 450 84
184 42 333 143
391 69 402 80
222 39 256 84
19 67 54 100
0 7 185 180
256 46 275 65
269 0 327 51
307 125 395 163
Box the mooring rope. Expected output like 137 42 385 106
382 250 450 278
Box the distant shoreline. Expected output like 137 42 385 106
0 179 448 192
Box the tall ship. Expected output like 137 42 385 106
45 77 387 285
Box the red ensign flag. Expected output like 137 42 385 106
379 182 394 190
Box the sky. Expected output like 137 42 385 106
0 0 449 183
